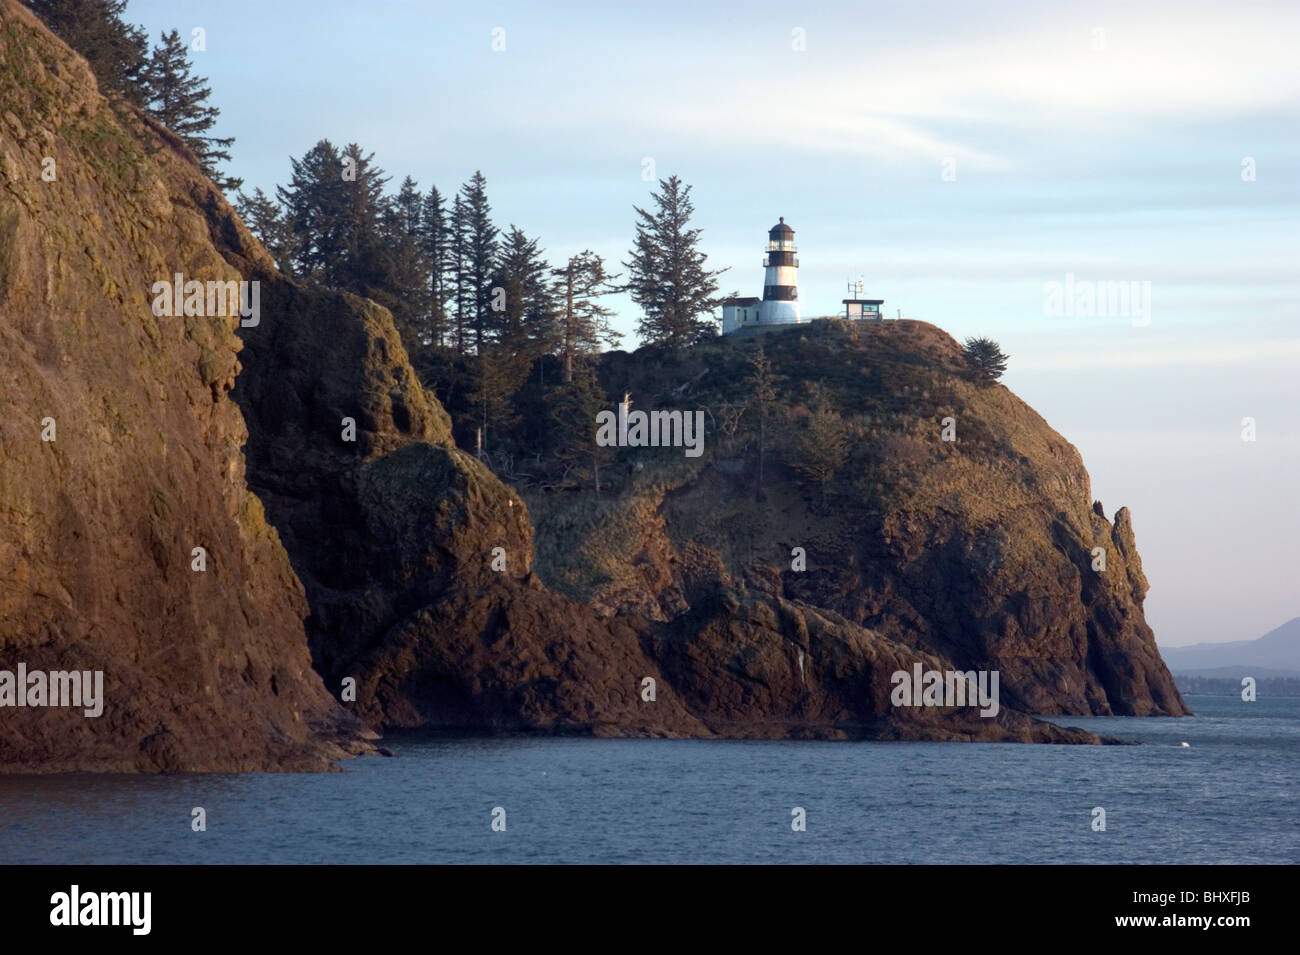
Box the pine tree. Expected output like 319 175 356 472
962 337 1010 385
469 344 520 456
141 29 240 191
234 188 296 276
376 176 428 351
419 186 451 350
24 0 148 104
335 143 390 295
449 194 469 355
545 371 611 494
392 176 423 239
277 139 346 283
791 384 849 508
552 251 621 384
623 175 728 348
745 345 782 500
457 172 498 354
276 140 390 297
472 226 551 451
492 226 553 358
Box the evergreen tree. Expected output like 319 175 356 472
276 140 390 297
552 251 621 384
277 139 346 283
24 0 148 103
790 384 849 508
448 194 470 355
335 142 390 295
962 337 1010 385
623 175 728 348
376 176 428 351
474 226 552 451
545 371 611 493
391 176 423 238
141 29 240 191
234 188 296 276
468 344 520 456
457 171 498 353
492 226 553 358
419 186 451 350
744 345 782 500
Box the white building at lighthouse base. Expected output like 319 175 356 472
720 298 803 334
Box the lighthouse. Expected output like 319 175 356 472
760 217 800 324
721 217 803 334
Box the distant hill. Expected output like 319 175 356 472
1173 666 1299 679
1161 618 1300 676
1175 675 1300 697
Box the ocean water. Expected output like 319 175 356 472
1 694 1295 864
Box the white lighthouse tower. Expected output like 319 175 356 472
760 217 800 324
721 217 803 334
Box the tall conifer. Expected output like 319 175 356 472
141 29 240 190
277 139 346 283
552 252 621 383
234 188 296 276
24 0 148 103
419 186 451 350
623 175 727 347
457 171 498 353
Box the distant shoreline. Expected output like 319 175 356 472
1174 676 1300 697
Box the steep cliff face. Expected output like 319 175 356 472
214 287 1102 744
0 0 367 771
199 181 1172 740
528 321 1188 718
0 0 1169 762
211 203 1117 742
219 280 1102 743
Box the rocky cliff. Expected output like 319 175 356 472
0 0 368 771
214 217 1099 742
212 232 1160 741
529 321 1188 719
0 0 1178 773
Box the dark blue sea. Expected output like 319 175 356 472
1 695 1295 864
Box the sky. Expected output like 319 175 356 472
128 0 1299 648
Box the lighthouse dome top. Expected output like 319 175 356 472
769 217 794 237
